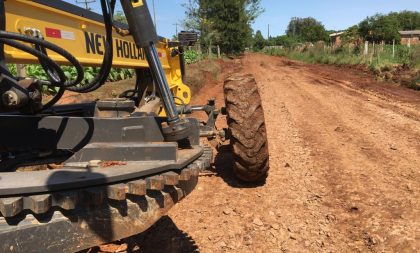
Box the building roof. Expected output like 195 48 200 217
399 30 420 35
329 32 344 37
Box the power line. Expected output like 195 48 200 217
75 0 96 10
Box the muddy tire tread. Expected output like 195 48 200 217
224 74 270 182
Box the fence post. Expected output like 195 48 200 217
373 41 375 55
197 43 201 54
197 43 202 60
217 45 221 59
364 41 369 56
392 40 395 58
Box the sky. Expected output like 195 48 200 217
65 0 420 38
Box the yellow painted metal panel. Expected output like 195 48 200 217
3 0 191 104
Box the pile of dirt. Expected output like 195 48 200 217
389 66 420 90
185 59 224 95
368 63 420 90
303 61 420 105
328 63 420 91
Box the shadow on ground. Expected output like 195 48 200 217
212 144 267 189
86 216 199 253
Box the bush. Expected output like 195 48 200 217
397 46 411 65
7 64 17 75
263 47 287 57
410 47 420 68
184 50 202 64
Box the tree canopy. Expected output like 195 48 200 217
359 11 420 43
286 17 329 42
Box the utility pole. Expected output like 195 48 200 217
152 0 156 30
173 22 179 36
75 0 96 10
268 24 270 39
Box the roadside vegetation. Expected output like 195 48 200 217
264 44 419 68
184 50 203 64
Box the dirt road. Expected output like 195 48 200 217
106 54 419 253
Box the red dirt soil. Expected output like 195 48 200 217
91 53 419 253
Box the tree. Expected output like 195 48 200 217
359 14 399 43
342 25 360 44
183 0 264 55
182 0 201 31
286 17 329 42
253 30 266 50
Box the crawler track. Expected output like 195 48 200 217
0 146 212 253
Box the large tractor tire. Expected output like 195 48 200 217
224 73 269 182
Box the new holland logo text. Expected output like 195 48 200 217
84 32 146 60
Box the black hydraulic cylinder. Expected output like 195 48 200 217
0 0 6 68
143 45 180 122
179 46 186 83
120 0 180 124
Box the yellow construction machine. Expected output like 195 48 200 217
0 1 269 252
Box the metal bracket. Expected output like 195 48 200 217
177 98 224 139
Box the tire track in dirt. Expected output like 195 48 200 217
244 54 419 252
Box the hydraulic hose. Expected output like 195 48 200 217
0 32 83 87
68 0 114 93
0 37 67 109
